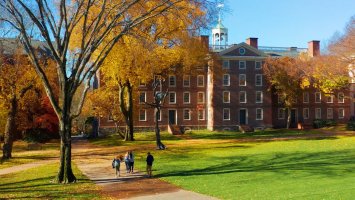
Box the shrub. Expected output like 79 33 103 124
347 116 355 131
313 119 337 129
23 128 58 143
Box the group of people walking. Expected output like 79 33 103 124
112 151 154 178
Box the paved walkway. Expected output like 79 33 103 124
72 138 218 200
0 159 56 176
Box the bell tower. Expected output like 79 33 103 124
212 4 228 50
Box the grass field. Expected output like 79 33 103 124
93 129 355 199
0 140 59 169
0 163 101 199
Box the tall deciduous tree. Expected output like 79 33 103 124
264 57 308 129
0 47 37 159
0 0 215 183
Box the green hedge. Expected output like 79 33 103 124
347 117 355 131
313 119 337 129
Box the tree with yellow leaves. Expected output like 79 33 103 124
1 0 216 183
0 43 37 159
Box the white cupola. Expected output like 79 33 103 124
212 4 228 50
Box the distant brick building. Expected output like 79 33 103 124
99 19 353 132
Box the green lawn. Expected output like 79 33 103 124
94 129 355 200
0 163 101 199
0 140 59 169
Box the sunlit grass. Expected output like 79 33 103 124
0 140 59 169
0 163 101 199
93 128 355 199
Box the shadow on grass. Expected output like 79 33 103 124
156 150 355 179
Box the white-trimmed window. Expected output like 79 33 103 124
255 61 262 69
256 108 263 120
239 60 246 69
303 108 309 119
183 109 191 120
338 92 345 103
255 74 263 86
223 74 230 86
223 60 230 69
239 91 247 103
139 109 147 121
169 75 176 87
198 109 205 120
197 92 205 103
338 108 345 119
256 91 263 103
197 75 204 87
326 95 333 103
315 92 321 103
223 91 230 103
278 108 285 119
315 108 321 119
139 92 146 104
183 92 190 104
239 74 246 86
327 108 333 119
303 92 309 103
154 109 162 122
223 108 230 120
169 92 176 104
183 75 190 87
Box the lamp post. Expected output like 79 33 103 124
145 74 168 150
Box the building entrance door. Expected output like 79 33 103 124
168 110 177 125
239 109 247 125
290 109 297 128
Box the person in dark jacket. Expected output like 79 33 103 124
146 152 154 177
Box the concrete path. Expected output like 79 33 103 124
72 138 218 200
0 159 56 176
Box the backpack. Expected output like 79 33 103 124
112 159 119 168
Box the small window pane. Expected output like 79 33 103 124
183 75 190 87
255 61 261 69
239 61 246 69
255 74 262 86
239 91 247 103
197 75 204 87
183 109 191 120
198 109 205 120
239 74 246 86
183 92 190 104
338 108 345 118
223 91 230 103
256 108 263 120
139 109 146 121
223 60 230 69
338 93 344 103
256 91 263 103
315 92 321 103
169 75 176 87
197 92 205 103
223 74 230 86
169 92 176 104
223 108 230 120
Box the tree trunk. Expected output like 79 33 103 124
126 82 134 141
2 96 17 160
56 114 76 183
155 108 165 150
286 108 291 129
119 81 134 141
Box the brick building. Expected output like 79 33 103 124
99 19 353 132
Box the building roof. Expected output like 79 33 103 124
0 38 51 56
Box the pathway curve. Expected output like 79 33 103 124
72 138 218 200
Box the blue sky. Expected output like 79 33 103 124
216 0 354 48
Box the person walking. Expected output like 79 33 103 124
124 151 130 173
112 155 122 178
128 151 134 173
146 152 154 178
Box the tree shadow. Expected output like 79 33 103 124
156 150 355 179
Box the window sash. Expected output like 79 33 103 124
256 91 263 103
223 91 230 103
256 108 263 120
223 108 230 120
239 61 246 69
169 92 176 104
197 75 204 87
183 75 190 87
183 109 191 120
169 75 176 87
183 92 190 104
255 74 262 86
239 74 246 86
239 91 247 103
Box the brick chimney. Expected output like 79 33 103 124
308 40 320 57
246 37 258 49
199 35 209 49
